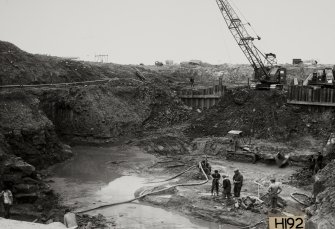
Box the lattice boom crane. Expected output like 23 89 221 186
216 0 287 89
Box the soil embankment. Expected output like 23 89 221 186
0 40 190 225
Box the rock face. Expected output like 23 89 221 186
0 41 190 212
0 91 72 208
35 81 189 143
0 91 72 168
308 160 335 228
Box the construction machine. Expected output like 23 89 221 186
225 130 258 163
216 0 287 89
225 130 290 167
303 66 335 88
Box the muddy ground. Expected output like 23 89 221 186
131 137 312 228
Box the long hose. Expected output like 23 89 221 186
76 162 208 213
147 165 197 183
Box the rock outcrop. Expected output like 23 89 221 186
0 91 72 168
307 160 335 229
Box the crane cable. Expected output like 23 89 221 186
229 0 260 39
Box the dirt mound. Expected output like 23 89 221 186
0 40 127 85
186 88 335 142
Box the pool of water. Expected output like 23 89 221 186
50 145 237 229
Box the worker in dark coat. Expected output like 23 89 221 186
211 170 221 196
308 155 316 171
316 152 323 169
190 77 195 87
222 175 231 199
314 152 324 174
233 169 243 197
200 159 211 176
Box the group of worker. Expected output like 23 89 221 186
210 169 244 198
209 168 282 213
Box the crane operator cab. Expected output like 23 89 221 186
308 67 335 87
250 53 287 90
252 66 287 90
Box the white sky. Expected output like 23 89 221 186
1 0 335 65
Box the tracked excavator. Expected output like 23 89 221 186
216 0 287 89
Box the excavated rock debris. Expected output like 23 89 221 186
186 88 335 142
307 160 335 228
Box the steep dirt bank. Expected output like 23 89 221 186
0 41 191 224
307 159 335 228
0 91 72 220
29 80 190 143
0 41 115 85
186 88 335 144
0 91 72 167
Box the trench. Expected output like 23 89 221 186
49 145 238 229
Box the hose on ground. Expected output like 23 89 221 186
238 218 266 229
76 162 208 213
290 192 312 206
147 165 197 183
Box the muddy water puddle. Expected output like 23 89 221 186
50 145 237 229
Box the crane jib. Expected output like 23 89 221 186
215 0 274 79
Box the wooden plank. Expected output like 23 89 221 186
321 88 325 103
287 100 335 107
287 86 291 100
308 88 312 102
179 94 221 99
302 87 307 101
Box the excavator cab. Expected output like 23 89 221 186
307 67 335 88
252 66 287 90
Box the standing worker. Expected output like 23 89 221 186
0 185 13 219
268 178 282 213
200 157 212 176
233 169 243 197
308 155 316 171
64 209 78 228
316 152 323 170
313 152 324 174
222 175 231 199
211 170 221 196
190 77 195 87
